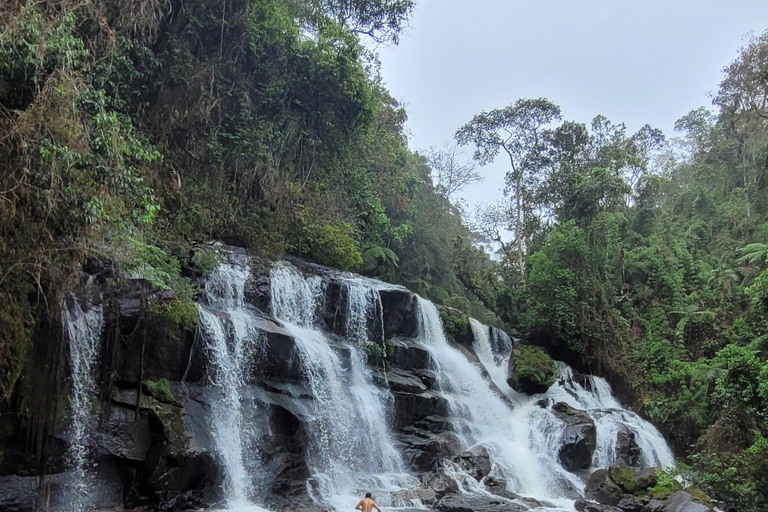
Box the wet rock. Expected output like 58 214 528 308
552 402 597 471
617 495 645 512
425 466 460 499
575 498 623 512
616 426 642 467
634 467 658 490
155 489 204 511
398 426 463 472
642 499 666 512
254 316 305 382
585 469 624 506
390 337 432 371
0 475 36 512
489 327 512 356
434 494 529 512
385 368 429 394
97 404 153 461
662 491 713 512
243 259 272 311
454 445 492 481
392 391 450 429
380 289 419 338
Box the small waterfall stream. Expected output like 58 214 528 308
270 263 414 511
197 253 268 510
61 294 104 512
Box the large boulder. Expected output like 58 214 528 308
662 491 714 512
434 494 529 512
453 445 492 481
392 391 450 429
616 426 642 467
398 424 463 471
585 469 624 506
380 290 419 338
552 402 597 471
390 337 433 372
575 498 623 512
0 475 36 512
506 345 556 394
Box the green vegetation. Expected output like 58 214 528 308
1 1 768 509
144 378 176 404
648 470 683 499
438 308 470 342
510 345 556 393
452 29 768 512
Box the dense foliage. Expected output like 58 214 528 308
455 31 768 512
0 0 495 411
3 1 768 509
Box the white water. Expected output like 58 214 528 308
197 253 268 509
270 263 414 511
418 299 578 506
61 295 104 512
469 314 674 487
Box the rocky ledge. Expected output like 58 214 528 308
580 461 714 512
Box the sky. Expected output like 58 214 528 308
376 0 768 210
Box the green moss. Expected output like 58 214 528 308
613 467 640 494
511 345 556 392
149 299 199 331
648 470 683 499
191 247 221 277
144 378 176 404
439 308 469 341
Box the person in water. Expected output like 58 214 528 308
355 493 382 512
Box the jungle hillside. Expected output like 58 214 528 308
1 1 768 511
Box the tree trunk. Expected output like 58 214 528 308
516 173 525 284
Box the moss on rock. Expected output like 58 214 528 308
509 345 556 394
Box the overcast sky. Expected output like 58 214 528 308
376 0 768 209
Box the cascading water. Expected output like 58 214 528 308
468 315 674 493
197 253 268 509
61 294 104 512
543 364 674 469
269 263 414 510
417 298 578 504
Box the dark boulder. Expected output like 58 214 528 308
454 445 492 481
390 337 433 372
552 402 597 471
434 494 528 512
585 469 624 506
616 426 642 466
380 290 419 338
97 404 153 462
253 316 304 382
575 498 623 512
384 368 429 394
392 391 450 429
0 475 36 512
662 491 713 512
398 425 463 472
617 495 645 512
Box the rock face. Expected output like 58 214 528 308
582 463 714 512
616 426 642 466
552 402 597 471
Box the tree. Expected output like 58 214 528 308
455 98 561 283
425 144 481 218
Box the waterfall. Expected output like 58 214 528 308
197 253 268 509
61 294 104 512
469 315 674 493
543 364 675 469
269 263 414 511
417 298 578 503
469 318 510 394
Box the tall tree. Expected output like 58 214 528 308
455 98 561 283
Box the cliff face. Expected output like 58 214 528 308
0 248 499 510
0 246 676 512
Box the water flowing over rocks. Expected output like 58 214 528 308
0 246 683 512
